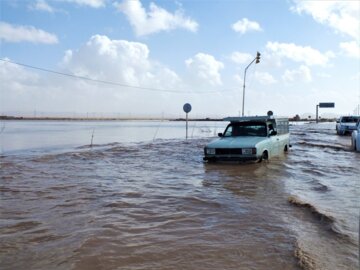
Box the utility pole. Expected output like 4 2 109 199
242 52 261 116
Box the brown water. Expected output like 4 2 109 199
0 121 359 270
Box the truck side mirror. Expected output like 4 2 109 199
218 133 223 137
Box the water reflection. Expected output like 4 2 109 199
0 120 227 154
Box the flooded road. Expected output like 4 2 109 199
0 121 359 269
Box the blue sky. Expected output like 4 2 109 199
1 0 359 118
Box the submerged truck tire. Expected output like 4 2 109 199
258 151 268 163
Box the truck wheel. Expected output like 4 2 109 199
258 151 268 162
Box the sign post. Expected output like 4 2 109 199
316 102 335 123
183 103 192 139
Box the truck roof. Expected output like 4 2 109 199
223 116 288 122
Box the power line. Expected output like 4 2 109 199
0 58 237 95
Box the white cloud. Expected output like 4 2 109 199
63 0 106 8
61 35 180 89
230 52 253 64
282 65 312 83
185 53 224 86
317 72 331 78
339 41 360 59
232 18 262 34
0 59 41 113
233 74 243 85
0 35 188 115
254 71 277 85
0 22 58 44
266 41 334 66
291 0 360 41
351 72 360 81
0 58 39 85
114 0 198 36
29 0 54 13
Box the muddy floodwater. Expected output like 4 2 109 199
0 120 359 270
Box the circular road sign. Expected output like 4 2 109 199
267 110 273 116
183 103 192 113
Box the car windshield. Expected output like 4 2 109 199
341 117 360 123
223 122 267 137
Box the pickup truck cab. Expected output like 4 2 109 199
336 116 360 135
203 114 290 162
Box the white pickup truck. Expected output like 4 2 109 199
336 116 360 135
203 115 290 162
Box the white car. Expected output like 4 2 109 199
336 116 360 135
351 120 360 151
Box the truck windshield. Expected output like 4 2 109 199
223 122 267 137
341 117 360 123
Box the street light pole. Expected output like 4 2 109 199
242 52 261 116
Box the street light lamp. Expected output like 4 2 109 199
242 51 261 116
